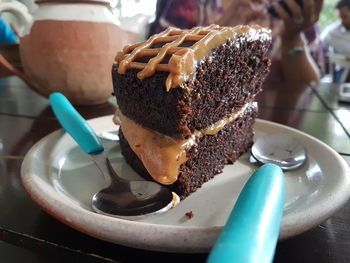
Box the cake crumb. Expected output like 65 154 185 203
171 192 180 208
112 109 121 125
194 93 201 100
185 211 194 219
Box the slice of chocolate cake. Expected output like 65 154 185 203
112 25 271 199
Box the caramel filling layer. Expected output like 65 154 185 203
115 25 271 91
118 102 254 185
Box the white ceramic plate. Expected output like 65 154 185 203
21 116 350 253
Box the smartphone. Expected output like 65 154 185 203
268 0 304 18
339 83 350 103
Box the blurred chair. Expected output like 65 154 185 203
328 53 350 83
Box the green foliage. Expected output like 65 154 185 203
319 0 339 29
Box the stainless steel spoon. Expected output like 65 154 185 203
251 132 306 170
98 130 119 141
50 92 176 219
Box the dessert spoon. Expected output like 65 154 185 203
207 163 285 263
98 130 119 141
251 132 306 170
49 92 176 219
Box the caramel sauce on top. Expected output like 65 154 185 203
118 103 255 185
115 25 270 91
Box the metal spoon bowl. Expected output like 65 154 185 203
251 132 306 170
98 130 119 141
50 92 176 219
91 154 175 219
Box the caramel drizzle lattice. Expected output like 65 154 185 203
115 24 269 91
116 25 223 80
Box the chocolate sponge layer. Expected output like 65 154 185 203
113 36 270 139
118 103 257 199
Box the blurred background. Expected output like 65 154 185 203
319 0 339 29
0 0 341 37
0 0 347 83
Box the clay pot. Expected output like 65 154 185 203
0 0 136 105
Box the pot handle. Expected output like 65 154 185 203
0 1 34 88
0 1 33 37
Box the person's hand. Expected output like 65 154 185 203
271 0 322 84
217 0 269 27
272 0 323 41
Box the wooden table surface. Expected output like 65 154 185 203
1 77 350 263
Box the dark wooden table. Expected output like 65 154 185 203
1 77 350 263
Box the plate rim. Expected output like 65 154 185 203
21 116 350 253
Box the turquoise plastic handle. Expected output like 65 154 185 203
207 163 285 263
49 92 104 154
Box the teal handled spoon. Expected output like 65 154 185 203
49 92 175 219
207 163 285 263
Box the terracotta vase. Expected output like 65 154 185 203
0 0 136 105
